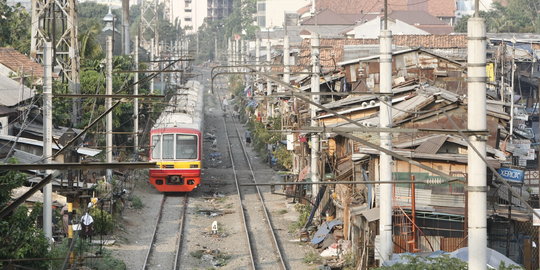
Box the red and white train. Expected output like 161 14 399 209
149 80 204 192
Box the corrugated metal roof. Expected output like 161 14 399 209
0 134 101 156
415 135 448 154
0 73 35 106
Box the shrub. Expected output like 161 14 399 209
89 208 114 235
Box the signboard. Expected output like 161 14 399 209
497 167 525 183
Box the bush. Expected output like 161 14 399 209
129 196 143 209
49 239 126 270
89 208 114 235
289 203 311 233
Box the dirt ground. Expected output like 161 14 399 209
108 76 320 269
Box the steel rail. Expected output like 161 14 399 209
222 116 257 270
173 193 189 270
142 194 166 270
230 116 288 270
220 106 287 269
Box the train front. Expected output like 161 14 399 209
149 128 202 192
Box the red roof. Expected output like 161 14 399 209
294 35 467 71
0 48 44 80
298 0 455 18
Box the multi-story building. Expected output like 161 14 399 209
171 0 233 34
207 0 233 22
256 0 311 29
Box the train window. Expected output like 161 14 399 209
176 134 197 159
162 134 175 159
151 135 161 159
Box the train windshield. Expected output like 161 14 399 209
162 134 175 159
151 135 161 159
176 134 197 159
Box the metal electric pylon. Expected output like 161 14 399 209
30 0 81 126
139 0 159 53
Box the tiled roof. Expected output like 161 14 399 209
301 9 363 25
297 0 455 18
0 48 43 80
295 35 467 71
389 10 448 25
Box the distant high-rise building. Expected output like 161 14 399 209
207 0 233 21
171 0 233 34
256 0 311 29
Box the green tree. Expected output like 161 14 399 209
0 166 50 269
0 0 31 53
455 0 540 33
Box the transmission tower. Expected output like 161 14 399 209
140 0 159 53
30 0 81 126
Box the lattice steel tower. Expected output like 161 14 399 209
30 0 81 126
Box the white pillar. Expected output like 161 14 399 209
266 38 272 117
310 33 320 197
255 38 261 93
283 35 290 86
150 38 155 94
42 42 53 242
134 36 139 156
106 36 113 181
227 38 232 67
378 29 394 264
467 16 487 270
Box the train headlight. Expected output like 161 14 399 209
187 179 195 185
190 164 199 168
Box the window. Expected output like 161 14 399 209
176 134 197 159
257 16 266 27
162 134 174 159
151 135 161 159
257 2 265 12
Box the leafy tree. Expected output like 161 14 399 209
0 166 50 269
454 0 540 33
0 0 31 53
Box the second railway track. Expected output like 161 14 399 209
142 193 188 270
222 111 288 270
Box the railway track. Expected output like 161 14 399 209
142 193 189 270
222 113 288 270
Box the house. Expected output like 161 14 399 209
0 47 44 85
297 0 457 25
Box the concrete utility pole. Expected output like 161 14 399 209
378 0 394 263
215 38 219 62
42 42 53 242
283 34 290 89
267 37 272 117
227 38 232 67
255 38 261 93
240 40 246 65
106 36 113 182
122 0 130 54
467 1 487 268
150 38 155 94
310 32 321 198
133 36 139 155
